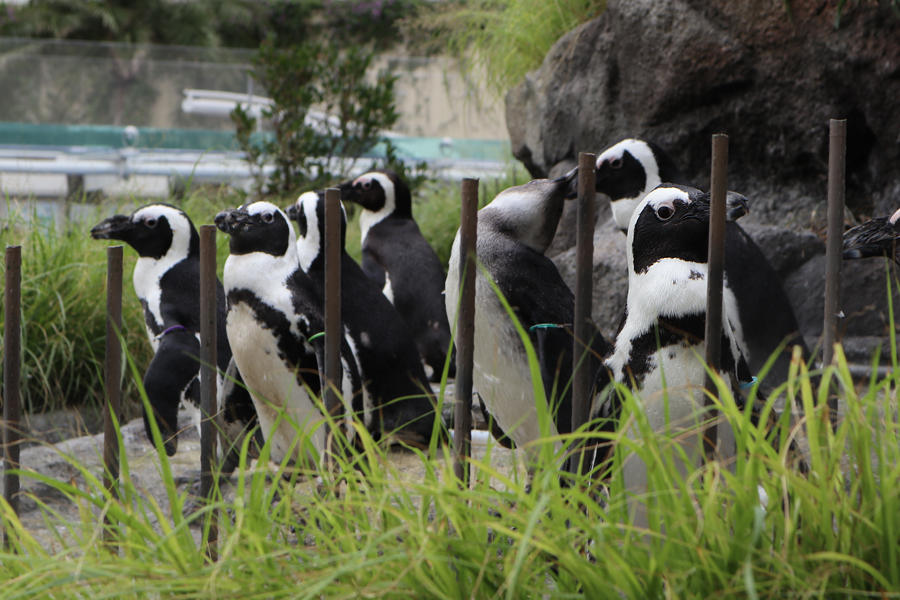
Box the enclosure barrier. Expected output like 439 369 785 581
323 188 342 476
570 153 596 476
703 134 729 457
3 245 22 550
824 119 847 420
0 125 855 550
454 179 479 486
199 225 219 558
103 245 123 547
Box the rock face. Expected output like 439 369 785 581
511 0 900 359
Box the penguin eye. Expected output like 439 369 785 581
145 217 157 229
362 181 371 190
656 203 675 220
262 212 274 224
610 158 623 169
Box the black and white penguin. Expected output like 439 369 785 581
588 185 804 523
215 201 363 468
843 208 900 265
593 138 808 386
445 169 612 463
90 204 257 468
340 170 455 381
288 191 439 445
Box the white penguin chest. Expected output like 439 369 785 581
225 301 324 467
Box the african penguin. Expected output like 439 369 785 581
843 208 900 265
90 204 258 468
588 185 805 525
215 201 363 468
593 138 808 388
288 191 439 445
445 169 612 465
340 170 455 381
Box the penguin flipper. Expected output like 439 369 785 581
142 329 201 457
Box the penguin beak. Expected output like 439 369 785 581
725 192 750 222
214 208 251 234
338 178 359 203
285 203 299 221
90 214 133 240
556 166 579 200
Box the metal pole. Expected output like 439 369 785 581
824 120 846 418
199 225 218 558
103 245 123 545
704 134 729 457
323 188 342 471
3 246 22 550
454 179 478 486
571 153 596 475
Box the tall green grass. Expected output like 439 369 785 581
1 263 898 598
407 0 605 98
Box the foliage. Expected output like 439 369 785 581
1 279 900 597
404 0 605 98
231 39 400 200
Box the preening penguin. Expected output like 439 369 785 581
588 185 805 524
288 191 439 445
593 138 808 387
216 201 362 467
445 169 612 463
843 208 900 265
340 170 455 381
90 204 257 466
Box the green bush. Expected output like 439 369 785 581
406 0 606 98
232 39 400 201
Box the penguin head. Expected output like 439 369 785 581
595 139 688 232
481 168 578 254
90 204 197 261
287 190 348 271
628 184 749 276
342 170 412 218
215 201 295 259
843 207 900 265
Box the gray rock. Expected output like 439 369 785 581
785 254 900 340
553 217 628 341
739 223 825 281
506 0 900 227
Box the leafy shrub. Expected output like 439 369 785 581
405 0 606 98
231 39 400 200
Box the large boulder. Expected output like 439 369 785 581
507 0 900 225
512 0 900 356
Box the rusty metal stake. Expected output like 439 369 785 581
323 188 342 474
3 246 22 550
704 134 729 458
824 119 846 419
571 153 596 476
103 245 123 545
199 225 218 558
454 179 478 486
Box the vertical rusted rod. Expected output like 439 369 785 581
571 153 596 475
454 179 478 486
199 225 218 557
103 245 123 544
704 134 729 456
824 120 846 416
323 188 342 469
3 245 22 550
